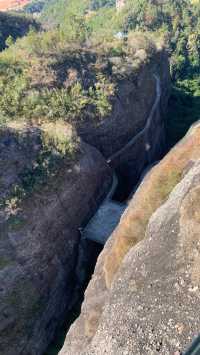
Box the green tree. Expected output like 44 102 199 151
5 35 14 48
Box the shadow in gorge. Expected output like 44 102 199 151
113 168 144 202
45 81 200 355
166 84 200 148
44 239 103 355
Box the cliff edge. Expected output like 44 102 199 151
61 122 200 354
0 40 170 355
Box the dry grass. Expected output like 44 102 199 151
104 124 200 288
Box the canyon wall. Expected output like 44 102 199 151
60 122 200 355
78 50 170 159
0 47 170 355
0 125 112 355
78 50 170 196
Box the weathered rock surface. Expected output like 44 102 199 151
83 160 200 355
73 49 171 207
78 49 170 198
0 123 112 355
61 122 200 354
78 49 170 160
0 45 170 355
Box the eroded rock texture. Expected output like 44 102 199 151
78 49 170 196
0 124 112 355
0 47 170 355
61 122 200 355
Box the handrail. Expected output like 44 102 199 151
184 335 200 355
81 74 161 238
107 74 161 164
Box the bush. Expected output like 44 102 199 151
127 31 157 59
0 51 115 123
0 12 39 51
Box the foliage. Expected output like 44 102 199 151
166 78 200 147
0 61 28 120
127 31 157 58
89 0 115 10
0 12 39 51
0 122 78 216
41 0 89 29
117 0 200 80
5 35 14 48
0 0 199 146
0 49 115 123
39 0 200 81
1 148 59 215
86 7 119 45
23 0 51 14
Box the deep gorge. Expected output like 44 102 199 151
1 1 200 354
0 47 171 355
1 43 199 355
50 66 200 355
45 66 169 354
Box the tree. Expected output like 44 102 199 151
5 35 14 48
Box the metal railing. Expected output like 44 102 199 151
184 335 200 355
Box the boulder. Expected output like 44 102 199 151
0 123 112 355
61 122 200 354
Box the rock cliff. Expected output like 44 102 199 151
0 123 112 355
78 49 170 197
78 50 170 159
0 46 170 354
61 122 200 354
0 12 39 51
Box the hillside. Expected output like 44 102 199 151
62 121 200 355
0 0 200 355
0 31 171 355
0 12 39 51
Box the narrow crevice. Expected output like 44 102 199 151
45 159 159 355
112 168 143 202
45 238 103 355
44 74 164 354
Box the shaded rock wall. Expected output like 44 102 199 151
0 125 112 355
83 159 200 355
60 122 200 354
78 50 170 196
0 47 170 355
78 50 170 159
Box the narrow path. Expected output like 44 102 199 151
107 74 161 163
83 74 161 245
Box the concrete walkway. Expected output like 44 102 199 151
82 201 126 245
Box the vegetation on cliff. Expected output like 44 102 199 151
0 0 199 124
0 0 159 127
36 0 200 80
0 12 39 51
117 0 200 80
0 0 199 198
0 121 79 221
0 2 200 355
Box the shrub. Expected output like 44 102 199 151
127 31 157 59
41 122 78 156
90 73 115 117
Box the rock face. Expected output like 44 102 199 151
61 122 200 354
0 47 170 355
0 124 112 355
78 50 170 195
78 50 170 159
0 12 39 51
